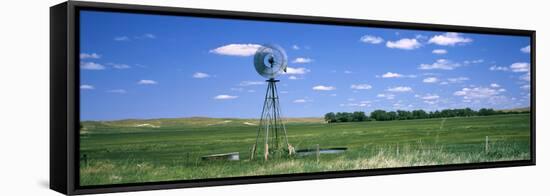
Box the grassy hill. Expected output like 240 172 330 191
498 107 531 113
81 117 324 134
79 113 531 186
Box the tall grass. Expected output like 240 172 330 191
80 140 529 186
80 114 531 186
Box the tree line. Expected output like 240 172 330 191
324 108 529 123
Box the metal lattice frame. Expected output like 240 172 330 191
251 79 293 160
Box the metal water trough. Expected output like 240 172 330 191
295 147 348 157
201 152 240 161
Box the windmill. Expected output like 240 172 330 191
250 44 294 160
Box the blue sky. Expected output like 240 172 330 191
79 10 531 121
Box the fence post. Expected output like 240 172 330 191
396 143 399 156
316 144 320 163
485 136 489 153
265 143 269 161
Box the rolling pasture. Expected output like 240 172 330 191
79 114 531 186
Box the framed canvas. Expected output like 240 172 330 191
50 1 535 195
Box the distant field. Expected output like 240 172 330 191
498 107 531 113
79 113 531 186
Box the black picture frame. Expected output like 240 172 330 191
50 1 536 195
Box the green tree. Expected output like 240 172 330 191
397 110 412 120
352 111 367 122
387 111 397 120
478 108 496 116
370 110 388 121
324 112 337 123
412 109 428 119
335 112 353 122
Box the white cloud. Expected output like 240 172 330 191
382 72 402 78
193 72 210 79
421 94 439 100
108 63 131 69
424 101 438 105
419 59 460 70
423 73 440 76
393 102 415 109
423 77 439 83
292 45 300 50
490 83 500 88
386 38 421 50
137 33 156 39
341 101 371 107
239 81 264 86
428 32 472 46
421 94 440 104
288 75 299 80
380 72 416 78
115 34 156 41
432 49 447 54
292 57 313 64
80 62 105 70
358 103 370 107
107 89 126 94
464 59 484 65
473 59 484 63
377 93 395 100
453 86 501 100
350 84 372 90
283 67 310 75
360 35 384 44
453 91 465 96
293 99 307 103
416 34 428 40
114 36 129 41
312 85 335 91
521 45 530 53
520 72 530 82
344 70 353 74
490 62 530 73
209 44 261 56
80 84 94 90
387 86 412 92
80 53 101 59
521 84 530 90
230 87 244 92
138 79 157 85
447 77 469 84
214 94 238 100
510 62 530 72
489 65 508 71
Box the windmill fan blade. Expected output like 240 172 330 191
253 44 288 79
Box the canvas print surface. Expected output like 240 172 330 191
78 10 532 186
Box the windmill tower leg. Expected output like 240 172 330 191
253 79 291 160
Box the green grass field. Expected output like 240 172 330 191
79 113 531 186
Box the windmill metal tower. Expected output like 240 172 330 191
250 44 294 160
